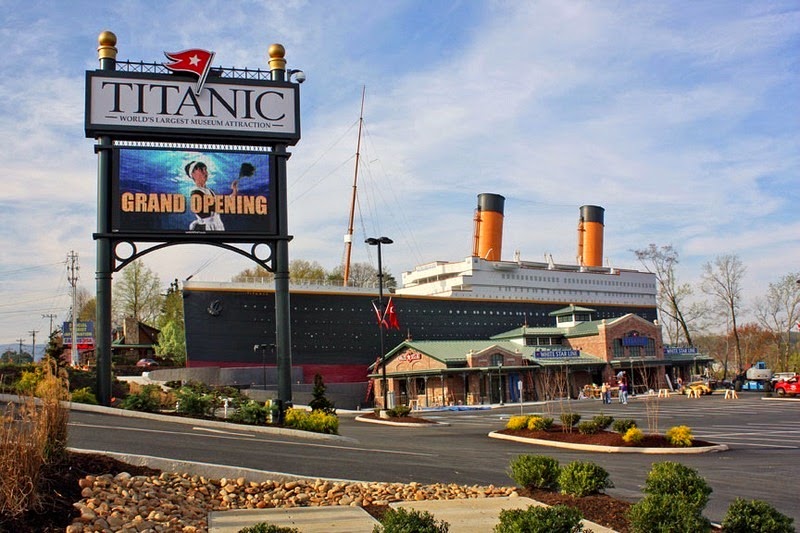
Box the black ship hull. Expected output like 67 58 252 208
183 285 657 383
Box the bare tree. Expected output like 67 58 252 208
328 262 396 289
753 272 800 371
633 244 695 345
232 259 327 285
231 265 270 283
700 254 746 378
112 260 163 325
76 287 95 321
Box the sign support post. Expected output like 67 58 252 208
269 45 293 412
96 31 117 406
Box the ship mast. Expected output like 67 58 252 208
342 86 366 287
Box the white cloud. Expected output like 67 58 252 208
0 0 797 343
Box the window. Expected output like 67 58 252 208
491 353 504 366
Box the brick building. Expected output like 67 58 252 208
370 305 710 408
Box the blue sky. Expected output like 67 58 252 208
0 0 798 347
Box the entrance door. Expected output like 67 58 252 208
489 374 505 403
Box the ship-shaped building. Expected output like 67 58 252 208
182 194 658 383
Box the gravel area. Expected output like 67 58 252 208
66 472 516 532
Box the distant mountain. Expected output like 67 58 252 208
0 343 46 361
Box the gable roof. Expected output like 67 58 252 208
386 339 525 365
548 304 596 316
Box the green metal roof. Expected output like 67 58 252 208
531 352 607 367
388 339 526 364
490 326 563 340
662 353 715 363
548 304 596 316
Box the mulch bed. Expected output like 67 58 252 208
498 427 716 448
358 412 438 424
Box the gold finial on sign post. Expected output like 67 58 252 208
97 31 117 61
268 43 286 78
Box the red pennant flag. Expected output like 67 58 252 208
163 49 215 93
384 297 400 330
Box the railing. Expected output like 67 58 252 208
114 61 273 81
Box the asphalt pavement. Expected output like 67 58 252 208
63 391 800 529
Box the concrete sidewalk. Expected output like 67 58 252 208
208 496 618 532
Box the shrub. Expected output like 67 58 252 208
15 370 42 395
622 427 644 444
120 384 162 413
643 461 712 510
558 461 613 497
230 400 269 425
560 413 581 427
507 455 560 490
592 414 614 430
387 405 411 418
494 504 584 533
528 416 554 431
665 425 693 447
175 386 217 417
373 507 449 533
70 387 98 405
612 419 637 434
721 498 794 533
506 415 530 430
283 408 339 434
627 493 711 533
576 421 600 435
238 523 300 533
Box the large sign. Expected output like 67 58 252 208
112 147 276 236
63 321 95 346
85 71 300 145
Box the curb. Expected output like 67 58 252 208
68 402 356 442
0 393 355 444
354 415 450 427
67 448 365 484
488 431 729 454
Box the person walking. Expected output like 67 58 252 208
619 373 629 405
601 381 609 404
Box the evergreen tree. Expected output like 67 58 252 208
308 373 335 414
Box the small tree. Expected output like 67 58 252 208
308 373 335 414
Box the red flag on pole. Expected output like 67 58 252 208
384 297 400 330
163 49 215 93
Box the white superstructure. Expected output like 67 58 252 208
397 256 657 307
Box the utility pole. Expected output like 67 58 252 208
67 251 80 366
29 330 38 361
42 313 57 336
15 338 24 364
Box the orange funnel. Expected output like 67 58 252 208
473 194 505 261
577 205 604 267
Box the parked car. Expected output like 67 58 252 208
772 375 800 397
771 372 796 384
135 358 159 369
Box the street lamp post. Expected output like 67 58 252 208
498 362 504 406
254 344 275 390
366 236 393 410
